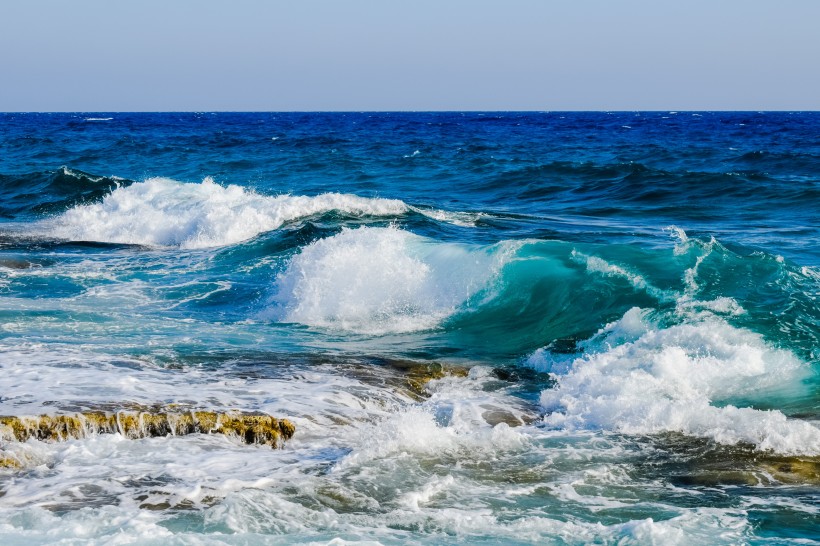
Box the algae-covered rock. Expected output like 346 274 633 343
760 459 820 485
0 454 22 470
0 410 295 448
673 459 820 487
654 433 820 487
213 413 295 446
403 362 470 397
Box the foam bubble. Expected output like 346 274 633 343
532 308 820 455
59 165 121 184
36 177 487 249
0 344 773 544
410 206 487 227
267 226 513 334
38 177 409 249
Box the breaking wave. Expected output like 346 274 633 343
531 308 820 455
37 177 411 248
30 177 485 249
266 226 516 334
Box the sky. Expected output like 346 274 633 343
1 0 819 111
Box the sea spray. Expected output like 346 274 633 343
37 177 410 248
267 226 515 334
531 308 820 455
33 177 485 249
2 111 820 544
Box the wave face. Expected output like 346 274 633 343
0 166 127 218
2 112 820 544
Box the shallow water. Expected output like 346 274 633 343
0 112 818 544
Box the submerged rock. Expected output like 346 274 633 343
0 410 295 448
759 458 820 485
0 455 21 469
652 433 820 487
0 258 33 269
671 457 820 487
401 362 470 397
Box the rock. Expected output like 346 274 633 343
0 410 295 448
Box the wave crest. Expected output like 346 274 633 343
38 177 410 248
266 226 511 334
0 167 127 218
531 308 820 455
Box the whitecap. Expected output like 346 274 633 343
35 177 485 248
531 308 820 455
37 177 408 249
265 226 514 334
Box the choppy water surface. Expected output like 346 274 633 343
0 112 818 544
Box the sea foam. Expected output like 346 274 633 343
531 308 820 455
38 177 409 249
267 226 512 334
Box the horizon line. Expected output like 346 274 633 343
3 109 820 114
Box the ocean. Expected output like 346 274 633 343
0 111 818 544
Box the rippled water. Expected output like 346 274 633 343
0 112 818 544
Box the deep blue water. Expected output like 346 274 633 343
0 112 818 544
3 112 819 262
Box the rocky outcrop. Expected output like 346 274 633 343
0 410 295 453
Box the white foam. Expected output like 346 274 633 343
0 344 410 428
676 296 745 317
0 345 771 544
410 205 487 227
532 308 820 455
38 177 409 249
35 177 487 248
574 240 746 320
59 165 119 183
334 366 532 478
664 225 689 249
336 403 526 470
399 474 455 511
0 500 747 546
267 226 514 334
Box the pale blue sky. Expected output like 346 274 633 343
1 0 818 111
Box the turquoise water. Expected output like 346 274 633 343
0 112 818 544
